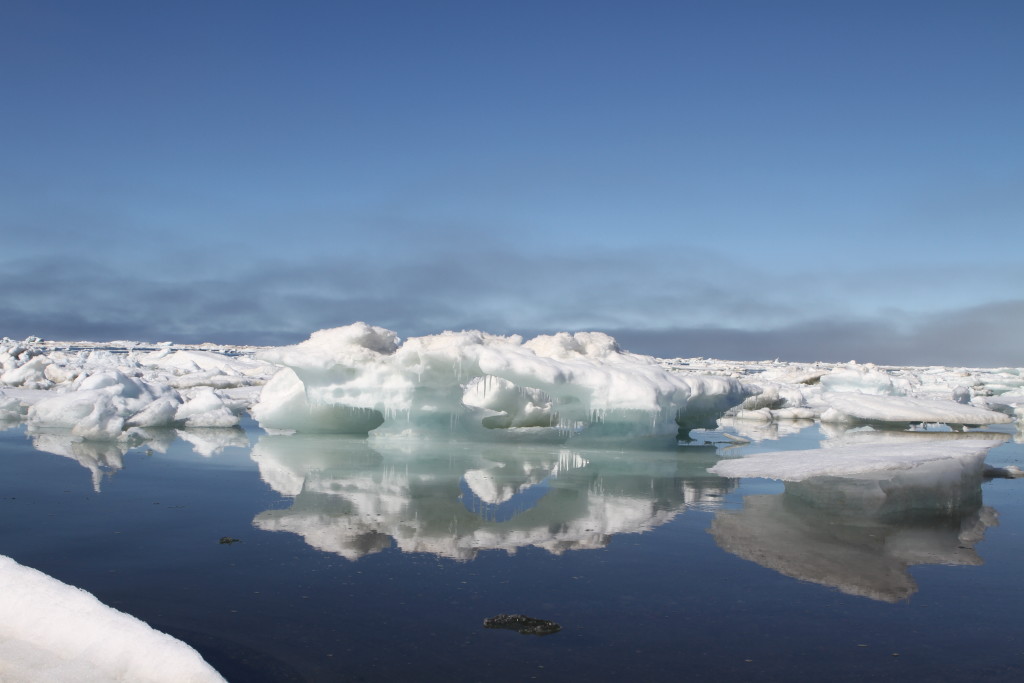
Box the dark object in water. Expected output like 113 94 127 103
483 613 561 635
219 536 241 544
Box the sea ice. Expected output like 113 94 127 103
821 393 1013 427
0 554 224 682
251 323 755 440
709 439 998 482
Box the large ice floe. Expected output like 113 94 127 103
250 323 754 441
0 554 224 682
709 434 1005 516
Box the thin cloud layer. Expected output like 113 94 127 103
1 251 1020 367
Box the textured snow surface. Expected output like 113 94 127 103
0 555 225 683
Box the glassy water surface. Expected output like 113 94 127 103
2 420 1022 682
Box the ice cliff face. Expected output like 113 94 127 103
250 323 756 440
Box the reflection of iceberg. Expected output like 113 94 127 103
28 431 130 492
251 323 754 441
174 427 249 457
708 433 1007 601
710 492 997 602
25 426 246 490
460 451 588 522
251 435 735 560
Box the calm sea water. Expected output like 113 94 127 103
2 419 1022 682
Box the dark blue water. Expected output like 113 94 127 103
2 421 1022 682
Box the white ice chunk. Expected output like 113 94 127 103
819 363 912 396
821 393 1013 426
709 439 998 482
27 371 182 440
252 323 754 439
0 555 224 682
174 387 240 428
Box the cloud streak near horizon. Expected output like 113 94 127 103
2 245 1020 367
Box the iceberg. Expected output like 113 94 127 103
251 323 755 441
0 555 224 682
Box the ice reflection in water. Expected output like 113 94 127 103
710 429 1010 602
250 435 737 561
24 426 249 490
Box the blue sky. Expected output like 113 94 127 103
2 0 1022 365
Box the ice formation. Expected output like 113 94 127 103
250 323 755 440
4 330 1022 446
820 393 1013 428
0 338 270 442
709 439 999 482
708 436 1006 524
0 554 224 682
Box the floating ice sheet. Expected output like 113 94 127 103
821 393 1013 427
709 439 998 482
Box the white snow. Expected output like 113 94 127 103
0 554 224 683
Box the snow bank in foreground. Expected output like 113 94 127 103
0 555 224 683
251 323 755 439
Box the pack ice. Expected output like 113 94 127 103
250 323 755 440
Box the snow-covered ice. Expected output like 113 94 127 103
821 393 1013 427
709 439 999 482
251 324 755 440
5 328 1021 447
0 554 224 682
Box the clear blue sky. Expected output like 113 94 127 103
2 0 1022 365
